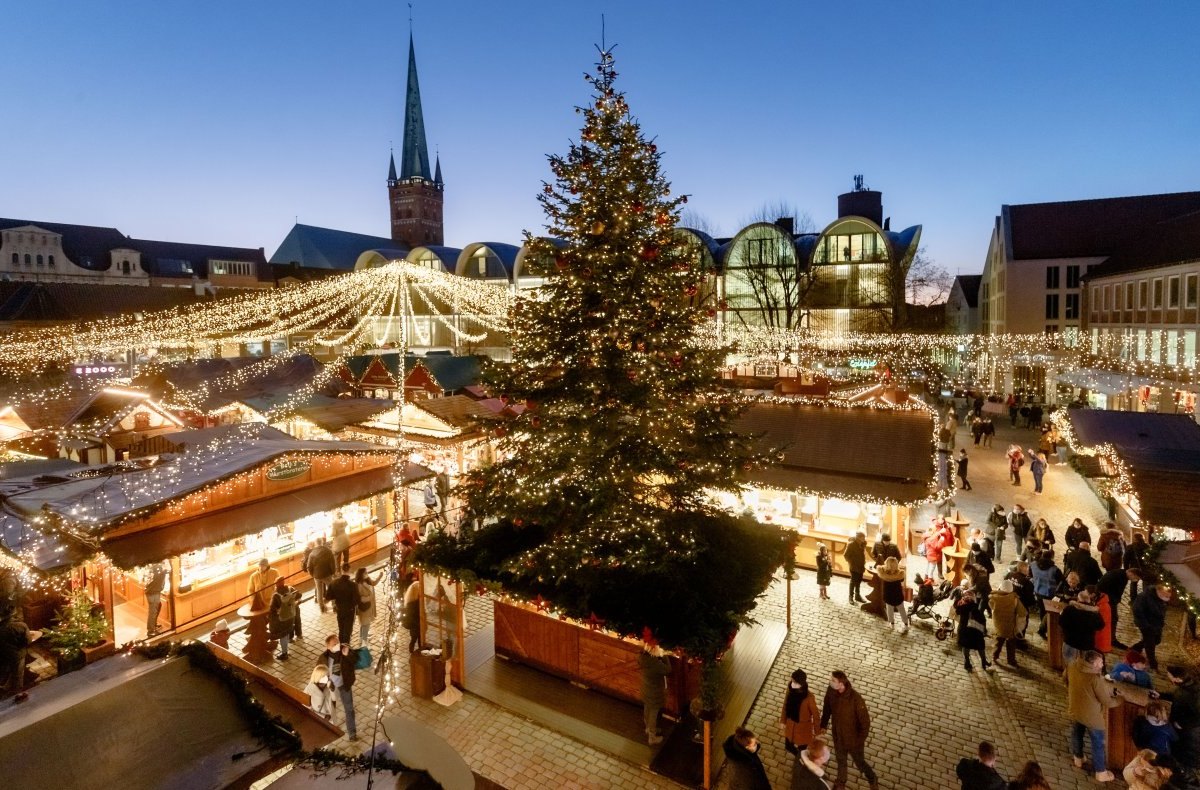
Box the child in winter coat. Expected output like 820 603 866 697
1123 748 1173 790
815 543 833 600
1133 701 1178 757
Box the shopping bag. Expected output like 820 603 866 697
355 646 373 670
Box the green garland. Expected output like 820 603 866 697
130 641 439 787
1144 537 1200 624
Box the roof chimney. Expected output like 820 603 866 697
775 216 795 236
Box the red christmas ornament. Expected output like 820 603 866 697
655 213 671 227
543 184 553 194
494 425 507 438
684 284 698 297
640 245 659 261
529 415 542 428
626 368 638 381
648 143 658 153
475 584 488 597
681 195 689 204
570 187 578 194
525 399 538 411
705 307 716 318
514 517 525 527
554 254 568 270
670 355 683 368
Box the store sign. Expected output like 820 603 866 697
848 358 878 370
266 459 311 481
73 364 121 376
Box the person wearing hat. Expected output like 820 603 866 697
1111 650 1155 690
877 556 909 633
871 533 901 567
990 579 1027 668
780 668 820 755
209 619 231 649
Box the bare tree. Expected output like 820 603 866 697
740 201 816 234
722 202 818 331
876 246 952 331
677 209 720 237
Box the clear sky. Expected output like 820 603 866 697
4 1 1199 275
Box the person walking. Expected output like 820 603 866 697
306 537 337 613
956 588 992 672
971 417 984 447
1132 584 1171 670
318 634 358 741
721 728 771 790
639 642 671 745
355 567 381 645
791 737 833 790
402 575 421 653
956 741 1006 790
1008 504 1032 553
1065 541 1102 587
1026 449 1047 494
326 564 360 646
924 517 953 581
330 511 351 568
781 668 820 755
877 557 909 633
984 504 1005 561
990 580 1027 668
1006 444 1024 486
1067 650 1122 782
1007 561 1037 639
247 558 279 612
268 577 299 661
143 560 168 638
956 449 972 491
816 543 833 601
820 671 878 790
1099 568 1139 650
844 532 868 605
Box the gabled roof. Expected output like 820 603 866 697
1084 210 1200 280
268 224 402 270
411 394 496 430
1007 191 1200 260
953 275 982 308
736 401 937 503
0 218 129 270
287 395 396 433
410 353 482 392
134 354 330 413
64 388 152 430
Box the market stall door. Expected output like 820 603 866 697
111 567 171 644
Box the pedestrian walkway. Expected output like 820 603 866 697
228 415 1190 789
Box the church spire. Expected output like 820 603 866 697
434 153 442 186
387 149 398 185
400 33 432 181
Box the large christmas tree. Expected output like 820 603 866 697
418 49 783 658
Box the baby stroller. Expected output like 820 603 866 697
909 573 957 641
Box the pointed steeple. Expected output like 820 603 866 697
400 33 432 181
434 153 443 186
387 149 398 185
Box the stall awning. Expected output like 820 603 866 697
745 465 933 505
102 462 433 568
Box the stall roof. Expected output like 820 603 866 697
735 401 937 503
0 423 398 572
412 395 497 430
1066 410 1200 528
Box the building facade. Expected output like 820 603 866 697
944 275 981 335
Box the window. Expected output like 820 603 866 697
1169 277 1181 308
122 260 131 275
1045 293 1060 319
1067 264 1081 288
1065 293 1080 320
35 255 43 267
47 255 54 267
1188 275 1198 308
1046 266 1060 289
1125 282 1134 310
1153 279 1164 308
1139 280 1149 308
1094 286 1102 311
9 253 16 265
23 254 31 266
1045 325 1058 334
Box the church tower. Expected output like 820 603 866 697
389 33 444 247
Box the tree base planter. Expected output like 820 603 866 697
493 600 701 715
82 638 116 664
55 651 86 675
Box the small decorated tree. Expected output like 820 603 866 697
418 48 783 663
47 589 109 664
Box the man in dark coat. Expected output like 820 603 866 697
721 728 771 790
1060 591 1104 667
0 608 40 703
1065 541 1102 587
871 533 901 567
1007 504 1031 552
956 741 1006 790
639 644 671 745
844 532 868 605
1133 584 1171 670
306 537 337 612
1064 520 1092 551
325 564 360 645
820 670 878 790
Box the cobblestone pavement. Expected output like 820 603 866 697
229 416 1188 789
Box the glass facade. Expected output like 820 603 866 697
723 224 801 329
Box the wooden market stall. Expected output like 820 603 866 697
731 398 941 575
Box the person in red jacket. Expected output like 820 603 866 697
924 516 955 580
1091 585 1113 661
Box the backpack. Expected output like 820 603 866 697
1106 537 1125 558
276 590 298 622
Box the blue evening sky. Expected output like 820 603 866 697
3 1 1198 276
